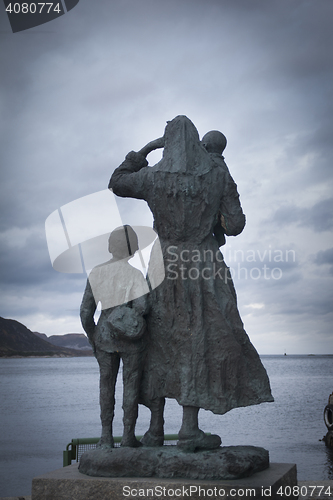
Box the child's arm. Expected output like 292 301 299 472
80 279 97 354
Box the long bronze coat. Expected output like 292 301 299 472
110 116 273 414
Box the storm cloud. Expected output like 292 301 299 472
1 0 332 353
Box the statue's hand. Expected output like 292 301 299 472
138 136 165 157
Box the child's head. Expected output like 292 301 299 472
201 130 227 155
108 225 139 259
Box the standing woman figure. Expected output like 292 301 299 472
109 115 273 452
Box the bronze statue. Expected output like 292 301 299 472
80 225 149 448
109 115 273 453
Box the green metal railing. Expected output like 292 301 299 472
63 434 179 466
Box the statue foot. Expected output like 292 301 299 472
121 436 143 448
140 430 164 447
96 436 114 449
177 430 221 453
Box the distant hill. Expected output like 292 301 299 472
33 332 91 351
0 317 93 357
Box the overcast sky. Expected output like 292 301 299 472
1 0 332 354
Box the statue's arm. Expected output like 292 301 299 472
80 279 97 352
109 151 149 199
109 137 164 199
220 169 246 237
138 137 164 157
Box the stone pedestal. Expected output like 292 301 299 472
31 462 297 500
79 445 269 480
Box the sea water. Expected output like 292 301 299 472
0 355 332 497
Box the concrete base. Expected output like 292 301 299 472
32 462 297 500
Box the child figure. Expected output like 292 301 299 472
201 130 230 246
80 225 149 448
201 130 239 301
